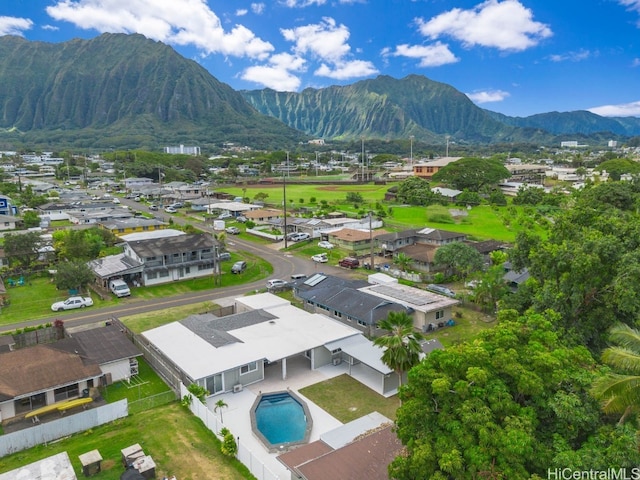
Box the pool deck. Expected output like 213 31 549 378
206 355 351 480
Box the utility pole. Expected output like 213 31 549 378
369 211 374 270
283 152 288 248
409 135 414 168
361 138 365 182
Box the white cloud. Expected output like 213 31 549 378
236 9 248 16
466 89 511 104
42 25 60 31
618 0 640 13
632 58 640 67
0 16 33 36
251 3 266 14
281 17 378 80
588 101 640 117
314 59 378 79
388 42 459 67
281 0 327 7
548 49 592 62
241 52 306 91
417 0 552 51
46 0 273 59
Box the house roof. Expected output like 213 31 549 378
88 252 143 279
278 420 402 480
360 283 459 313
0 344 102 400
244 208 283 219
416 227 466 241
69 325 142 365
328 228 387 243
101 218 166 230
142 298 361 381
396 243 438 263
126 234 214 258
466 240 509 254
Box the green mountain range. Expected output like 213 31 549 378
0 33 638 150
0 33 307 150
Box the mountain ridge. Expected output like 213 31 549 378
0 33 638 150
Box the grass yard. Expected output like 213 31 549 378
100 357 172 404
424 304 496 347
299 374 400 423
120 301 219 333
0 403 254 480
0 276 111 328
0 252 271 329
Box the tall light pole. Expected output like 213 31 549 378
369 211 374 270
315 151 319 177
361 138 365 182
445 135 450 157
409 135 414 168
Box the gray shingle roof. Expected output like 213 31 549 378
180 310 278 348
127 234 215 258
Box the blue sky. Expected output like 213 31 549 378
1 0 640 118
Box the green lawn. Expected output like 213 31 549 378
0 252 271 329
0 403 254 480
100 357 172 404
121 301 219 333
300 374 400 423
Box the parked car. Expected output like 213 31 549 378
426 284 456 297
170 202 184 208
109 279 131 297
218 252 232 261
312 253 328 263
112 198 121 204
218 212 233 220
165 206 177 213
338 257 360 269
149 204 158 211
231 260 247 274
51 296 94 312
236 215 247 223
266 279 288 289
226 226 241 235
288 232 310 242
291 273 307 280
317 241 334 249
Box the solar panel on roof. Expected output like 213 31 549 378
304 274 327 287
370 285 435 306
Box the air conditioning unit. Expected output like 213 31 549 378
233 384 243 393
332 357 341 366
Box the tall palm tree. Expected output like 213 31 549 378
373 311 424 389
214 399 228 423
591 323 640 424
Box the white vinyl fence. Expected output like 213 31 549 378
180 384 280 480
0 400 128 457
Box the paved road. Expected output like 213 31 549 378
2 196 351 332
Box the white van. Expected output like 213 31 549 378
109 279 131 297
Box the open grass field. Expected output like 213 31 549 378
299 374 400 423
0 403 254 480
120 301 219 333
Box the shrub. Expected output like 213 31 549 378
220 428 238 457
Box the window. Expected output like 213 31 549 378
54 384 79 402
435 310 444 320
159 270 169 278
357 319 367 327
146 271 158 280
185 267 191 274
240 362 257 375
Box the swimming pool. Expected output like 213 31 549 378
250 391 313 452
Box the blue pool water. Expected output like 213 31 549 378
254 392 307 445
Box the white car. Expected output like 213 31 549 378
266 279 289 289
312 253 328 263
165 206 177 213
51 296 94 312
317 241 334 249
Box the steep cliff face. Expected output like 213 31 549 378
0 33 304 148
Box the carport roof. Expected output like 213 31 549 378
325 335 392 375
87 253 143 279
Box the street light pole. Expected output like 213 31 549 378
283 159 288 249
369 211 374 270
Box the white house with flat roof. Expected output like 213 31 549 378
142 293 401 397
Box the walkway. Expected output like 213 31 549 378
206 355 351 479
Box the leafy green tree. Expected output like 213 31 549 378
396 176 436 206
596 158 640 181
431 157 510 192
488 188 507 206
54 260 94 293
187 383 208 404
4 231 41 269
591 324 640 424
472 264 510 313
433 242 483 280
373 311 424 388
345 191 364 204
22 210 40 228
390 310 604 480
455 189 482 206
220 428 238 457
512 185 545 205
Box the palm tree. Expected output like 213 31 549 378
394 252 412 272
214 399 228 423
373 311 424 389
591 323 640 424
